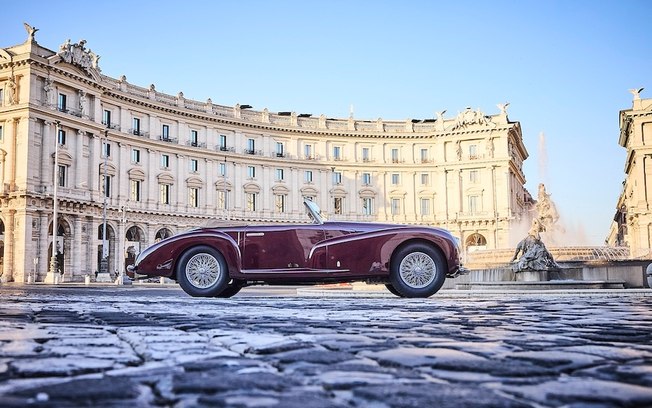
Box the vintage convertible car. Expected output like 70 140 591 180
127 199 466 298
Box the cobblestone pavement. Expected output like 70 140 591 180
1 285 652 407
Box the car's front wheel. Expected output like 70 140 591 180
389 243 446 298
215 282 243 298
177 246 229 297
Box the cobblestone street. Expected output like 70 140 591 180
1 285 652 407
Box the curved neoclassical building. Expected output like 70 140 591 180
0 28 531 283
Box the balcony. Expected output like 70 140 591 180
276 152 286 158
217 146 235 152
186 141 206 148
102 121 121 131
244 149 264 156
159 136 178 143
129 129 149 137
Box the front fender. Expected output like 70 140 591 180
133 231 241 279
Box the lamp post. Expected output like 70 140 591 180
96 130 112 283
46 120 61 284
101 130 109 273
223 157 228 220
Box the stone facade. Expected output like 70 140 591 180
608 89 652 258
0 28 531 283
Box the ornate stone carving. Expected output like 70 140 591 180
451 107 493 130
57 39 101 74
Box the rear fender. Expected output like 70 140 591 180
309 229 455 276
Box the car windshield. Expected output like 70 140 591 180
304 199 326 225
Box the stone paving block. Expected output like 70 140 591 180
353 382 531 408
361 346 487 368
496 377 652 406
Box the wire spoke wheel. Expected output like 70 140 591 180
398 251 436 289
186 253 221 289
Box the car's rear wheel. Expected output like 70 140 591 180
389 243 446 298
177 246 229 297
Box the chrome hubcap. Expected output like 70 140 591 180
399 251 436 288
186 253 221 288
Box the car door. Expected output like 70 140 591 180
242 224 325 270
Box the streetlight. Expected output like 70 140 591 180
223 157 228 220
47 120 61 284
101 130 109 274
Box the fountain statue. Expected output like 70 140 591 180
511 184 561 272
511 218 560 272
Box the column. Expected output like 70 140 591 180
38 212 49 281
1 211 14 282
71 215 83 281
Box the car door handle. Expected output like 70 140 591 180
246 232 265 237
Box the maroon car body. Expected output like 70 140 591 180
128 200 465 298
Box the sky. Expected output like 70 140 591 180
3 0 652 245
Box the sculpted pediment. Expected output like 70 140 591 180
450 107 496 131
48 39 102 82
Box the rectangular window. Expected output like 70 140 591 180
188 187 199 207
190 130 198 146
304 170 313 183
420 198 431 216
275 195 286 213
391 173 400 185
247 138 255 154
391 198 401 215
190 159 198 172
246 193 257 211
57 165 67 187
217 190 228 209
362 147 370 162
362 197 373 215
0 125 3 141
132 118 141 135
102 175 111 197
420 173 429 185
276 168 284 181
362 172 371 185
420 148 429 163
102 141 111 158
247 165 256 179
391 148 399 163
57 129 66 145
333 171 342 184
333 146 341 160
276 142 284 157
130 180 141 202
160 184 171 204
0 89 3 106
469 144 478 159
219 134 227 150
468 195 479 213
161 154 169 168
304 144 313 159
162 124 170 140
334 197 343 215
57 93 67 112
102 110 111 127
219 162 227 176
470 170 479 183
131 148 140 164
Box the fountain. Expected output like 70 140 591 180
451 183 649 291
